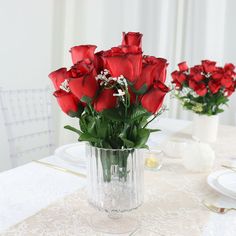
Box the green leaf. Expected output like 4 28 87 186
140 144 149 149
119 137 135 148
130 125 138 140
87 118 96 135
147 128 161 133
134 128 150 148
95 118 107 139
81 96 92 103
128 81 148 95
129 105 151 122
64 125 81 135
79 133 100 143
102 108 123 121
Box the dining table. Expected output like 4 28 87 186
0 118 236 236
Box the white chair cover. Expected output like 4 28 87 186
0 88 55 168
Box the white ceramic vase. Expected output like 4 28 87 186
192 114 219 143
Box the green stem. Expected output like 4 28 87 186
143 114 158 129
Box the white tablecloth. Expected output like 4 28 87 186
0 118 235 235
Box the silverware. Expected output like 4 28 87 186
202 200 236 214
33 160 86 178
221 164 236 172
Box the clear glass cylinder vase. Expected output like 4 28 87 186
86 144 144 214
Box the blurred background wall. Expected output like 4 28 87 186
0 0 236 169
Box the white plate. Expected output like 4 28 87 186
207 170 236 200
54 143 86 166
217 172 236 195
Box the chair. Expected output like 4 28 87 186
0 87 55 168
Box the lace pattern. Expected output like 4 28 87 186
2 125 236 236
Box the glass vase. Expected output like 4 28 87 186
86 144 144 234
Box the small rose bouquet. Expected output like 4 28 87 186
49 32 169 150
171 60 236 115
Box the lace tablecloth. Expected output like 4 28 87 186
1 125 236 236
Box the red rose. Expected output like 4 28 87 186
196 83 207 96
202 60 216 73
53 90 79 114
67 59 98 102
208 80 221 94
171 70 187 84
224 85 235 97
211 64 235 88
67 59 95 78
141 81 169 114
102 46 142 83
93 89 117 112
224 63 235 73
212 68 224 80
171 80 182 89
134 56 168 91
94 50 104 73
70 45 97 64
189 79 197 90
49 68 68 90
189 80 207 96
122 32 143 48
69 74 98 102
178 61 188 71
221 76 234 88
190 65 204 82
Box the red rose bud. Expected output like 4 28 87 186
70 45 97 64
189 79 207 96
153 80 170 92
208 80 221 94
151 57 168 83
49 68 68 90
195 82 207 96
53 90 79 114
201 60 216 73
122 32 143 48
171 71 182 89
224 85 235 97
102 47 142 83
134 56 168 91
189 79 198 90
171 70 179 80
171 71 186 84
67 59 95 78
190 65 204 82
94 50 104 73
141 82 169 114
178 61 188 71
171 80 182 89
94 89 117 112
69 75 98 102
221 76 234 88
193 73 203 82
224 63 235 72
212 68 224 80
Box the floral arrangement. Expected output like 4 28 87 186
49 32 169 149
171 60 236 115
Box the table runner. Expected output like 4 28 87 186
1 125 236 236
